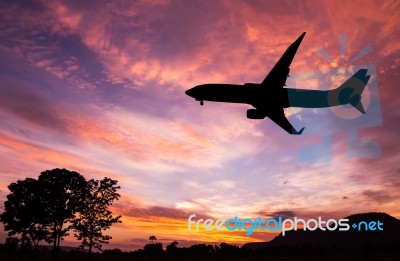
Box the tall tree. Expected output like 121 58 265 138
0 178 49 254
37 168 88 257
73 177 121 258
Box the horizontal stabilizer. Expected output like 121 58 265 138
354 100 366 114
338 68 370 114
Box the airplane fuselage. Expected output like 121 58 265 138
186 83 344 110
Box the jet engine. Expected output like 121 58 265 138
247 109 266 119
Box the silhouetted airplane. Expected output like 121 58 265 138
185 32 371 135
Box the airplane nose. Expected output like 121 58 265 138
185 88 195 97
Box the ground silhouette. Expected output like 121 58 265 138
1 212 399 260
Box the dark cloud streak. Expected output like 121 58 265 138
0 80 67 132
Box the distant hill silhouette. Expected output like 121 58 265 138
244 212 400 252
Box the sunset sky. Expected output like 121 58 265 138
0 0 399 251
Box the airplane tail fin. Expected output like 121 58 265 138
336 69 370 114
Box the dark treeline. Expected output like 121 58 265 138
3 239 398 261
0 240 329 260
100 240 400 260
0 168 121 260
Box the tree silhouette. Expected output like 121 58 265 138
166 241 178 257
37 168 88 259
143 242 164 257
149 235 157 242
73 178 121 259
3 237 20 252
0 169 124 260
0 178 49 256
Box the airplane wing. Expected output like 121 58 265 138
261 32 306 88
267 109 304 135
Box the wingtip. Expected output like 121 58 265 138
292 127 305 135
295 32 306 43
